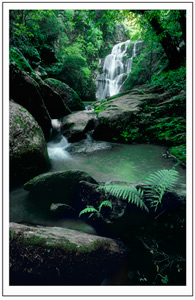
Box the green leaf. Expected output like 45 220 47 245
79 206 99 217
99 200 112 212
97 185 149 212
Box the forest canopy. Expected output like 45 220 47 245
10 9 186 100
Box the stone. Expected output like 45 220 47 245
50 203 76 218
10 222 127 285
9 101 50 187
44 78 85 111
24 170 98 210
93 87 158 142
38 81 71 119
10 63 71 138
10 63 51 138
61 111 97 142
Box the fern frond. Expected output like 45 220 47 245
79 206 100 218
97 185 149 213
99 200 112 212
145 169 179 210
145 169 179 190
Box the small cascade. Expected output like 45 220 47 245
47 119 71 160
96 40 142 100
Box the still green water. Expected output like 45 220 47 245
48 139 186 184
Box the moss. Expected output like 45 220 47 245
18 108 27 113
14 115 27 129
76 240 110 253
11 231 110 255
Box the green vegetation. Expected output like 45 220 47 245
79 169 179 219
10 10 130 101
79 200 112 219
98 185 148 212
144 169 179 211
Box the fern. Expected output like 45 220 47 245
79 169 179 218
97 185 149 213
79 201 112 219
99 200 112 212
79 206 101 218
144 169 179 211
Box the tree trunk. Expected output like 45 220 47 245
139 10 186 70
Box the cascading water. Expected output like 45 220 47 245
47 119 71 161
96 40 141 100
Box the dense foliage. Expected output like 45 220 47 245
10 9 186 162
10 9 129 101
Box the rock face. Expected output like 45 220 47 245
10 222 126 285
78 181 186 237
44 78 85 111
93 87 158 142
10 63 72 138
9 101 50 187
24 170 98 211
10 63 51 138
61 111 97 142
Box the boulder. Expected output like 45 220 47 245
78 181 186 237
93 87 158 142
9 101 50 187
38 81 71 119
44 78 85 111
61 111 97 142
10 63 71 138
10 63 51 138
10 222 126 285
24 170 98 210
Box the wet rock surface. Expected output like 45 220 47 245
10 222 127 285
24 170 98 210
9 101 50 187
61 111 97 142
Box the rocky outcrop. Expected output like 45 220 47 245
10 62 71 138
10 63 51 138
44 78 85 111
9 101 50 187
78 180 186 236
37 80 71 118
10 222 126 285
93 87 159 142
24 170 98 212
61 111 98 142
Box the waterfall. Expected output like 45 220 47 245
96 40 140 100
47 119 71 160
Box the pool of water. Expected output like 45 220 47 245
10 137 186 235
48 137 186 184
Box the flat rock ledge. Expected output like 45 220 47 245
10 222 126 285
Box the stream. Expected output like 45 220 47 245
47 134 186 184
10 117 186 285
10 124 186 227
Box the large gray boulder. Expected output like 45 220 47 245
61 111 97 142
93 87 158 142
24 170 98 210
9 101 50 187
44 78 85 111
10 222 126 285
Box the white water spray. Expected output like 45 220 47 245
47 119 71 160
96 40 141 100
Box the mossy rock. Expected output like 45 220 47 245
44 78 84 111
24 170 97 209
10 47 34 74
9 101 50 187
10 222 126 285
10 63 51 138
